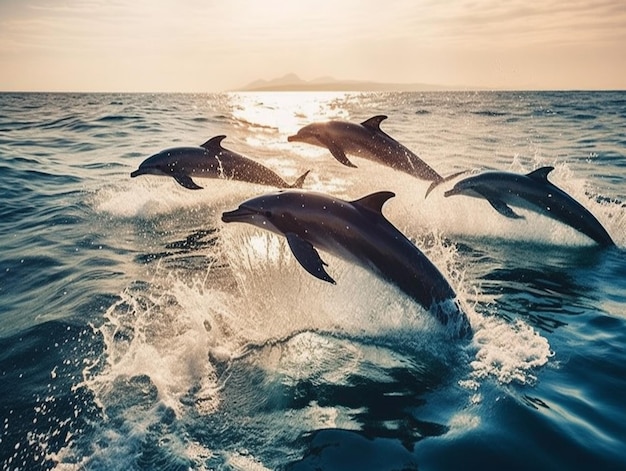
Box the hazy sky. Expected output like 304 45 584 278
1 0 625 92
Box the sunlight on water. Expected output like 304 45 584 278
228 91 351 136
227 92 353 172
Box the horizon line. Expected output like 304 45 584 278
1 88 625 94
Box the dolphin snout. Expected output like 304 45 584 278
221 207 257 223
130 169 143 178
443 189 457 197
287 134 299 142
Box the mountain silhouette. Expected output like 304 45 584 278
235 74 456 92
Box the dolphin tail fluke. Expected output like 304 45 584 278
425 170 469 198
289 170 311 189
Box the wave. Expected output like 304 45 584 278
470 110 509 117
96 114 145 123
2 91 624 470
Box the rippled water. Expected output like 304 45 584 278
0 91 625 470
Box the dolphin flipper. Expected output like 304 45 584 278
486 197 524 219
320 138 357 168
469 187 524 219
173 174 203 190
285 232 336 284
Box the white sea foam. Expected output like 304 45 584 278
92 176 266 220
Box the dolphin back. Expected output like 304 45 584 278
532 169 615 246
134 137 310 190
445 167 615 246
350 191 471 337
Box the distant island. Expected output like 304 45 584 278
234 73 458 92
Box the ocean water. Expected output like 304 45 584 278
0 91 625 470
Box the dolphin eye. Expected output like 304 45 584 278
264 211 272 218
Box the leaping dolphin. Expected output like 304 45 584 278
444 166 615 246
222 189 472 339
131 135 310 190
287 115 463 196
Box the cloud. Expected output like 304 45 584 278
423 0 626 48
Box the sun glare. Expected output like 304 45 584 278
227 91 351 136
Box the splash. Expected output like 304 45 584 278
83 276 229 416
74 165 563 468
91 175 270 220
416 229 554 389
462 316 553 389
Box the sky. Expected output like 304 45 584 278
0 0 625 92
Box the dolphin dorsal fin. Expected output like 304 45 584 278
200 135 227 150
360 115 388 131
527 166 554 182
352 191 395 214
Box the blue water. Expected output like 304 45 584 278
1 91 625 470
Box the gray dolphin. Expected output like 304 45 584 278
131 135 310 190
222 189 472 339
287 115 463 196
444 166 615 246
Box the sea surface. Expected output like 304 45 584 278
0 91 625 470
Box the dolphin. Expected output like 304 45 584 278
222 189 472 338
443 166 615 246
287 115 463 196
131 135 310 190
